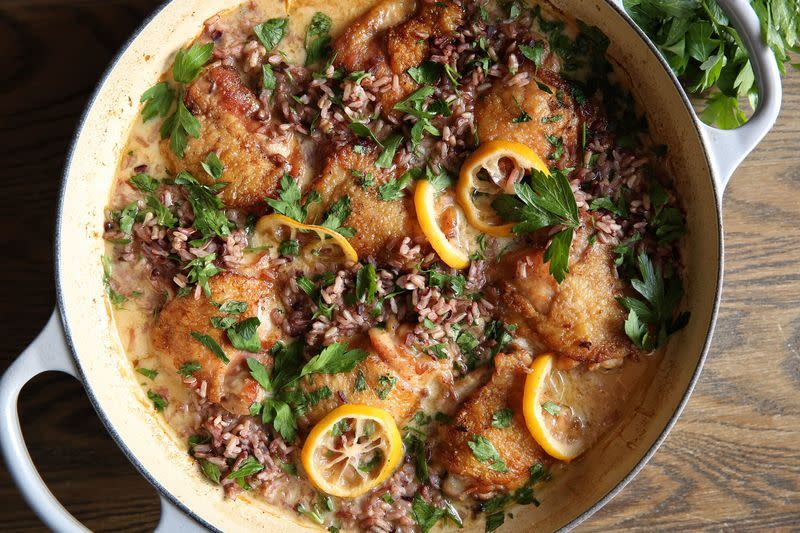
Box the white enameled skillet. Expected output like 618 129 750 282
0 0 782 531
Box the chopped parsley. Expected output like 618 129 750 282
174 171 230 237
266 174 318 223
226 317 262 353
177 361 201 377
511 95 531 123
320 196 355 237
101 255 127 307
218 300 247 314
355 263 378 304
519 42 546 68
161 95 201 158
491 408 513 428
140 82 175 122
147 390 168 411
183 253 222 297
136 368 158 380
279 238 300 256
304 12 332 66
172 42 214 84
407 61 442 84
375 133 403 168
190 332 229 364
375 374 397 400
253 18 288 50
411 494 447 533
618 252 690 350
541 400 561 416
468 435 508 472
492 168 580 282
353 369 367 392
378 173 413 201
200 152 224 180
200 460 221 484
262 64 276 90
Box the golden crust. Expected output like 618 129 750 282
299 352 420 428
332 0 462 116
435 351 548 493
502 242 634 363
161 65 303 210
308 145 422 260
300 325 452 429
152 272 282 415
475 67 580 165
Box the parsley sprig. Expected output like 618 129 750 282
624 0 799 129
267 175 320 223
245 341 368 442
492 168 580 282
619 252 690 350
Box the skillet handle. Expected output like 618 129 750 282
699 0 782 193
0 309 207 532
0 310 87 532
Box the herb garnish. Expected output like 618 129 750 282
468 435 509 472
177 362 201 377
101 255 127 307
190 331 229 363
378 173 413 201
140 82 175 122
147 390 168 411
226 317 262 353
201 152 224 180
304 12 332 65
137 368 158 380
407 61 442 84
491 408 513 428
541 400 561 416
320 196 356 237
618 252 690 350
266 174 319 223
492 168 580 282
173 43 214 84
183 253 222 297
253 18 288 50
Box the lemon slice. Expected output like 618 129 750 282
457 140 550 237
301 404 403 498
253 213 358 263
415 179 471 269
522 353 588 462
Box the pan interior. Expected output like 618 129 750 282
55 0 720 530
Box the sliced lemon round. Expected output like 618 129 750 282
522 353 588 462
415 179 471 269
253 213 358 263
457 140 550 237
301 404 403 498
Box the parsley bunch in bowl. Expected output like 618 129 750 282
624 0 798 128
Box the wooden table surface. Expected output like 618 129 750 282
1 0 798 531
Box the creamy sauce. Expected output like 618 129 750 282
103 0 682 530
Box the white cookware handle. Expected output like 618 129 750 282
613 0 782 193
0 309 207 532
701 0 782 193
0 310 87 532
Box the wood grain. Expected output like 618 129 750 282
0 1 798 531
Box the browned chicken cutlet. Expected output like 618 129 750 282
332 0 463 116
152 272 282 415
161 65 303 210
476 67 580 165
500 235 634 363
436 350 548 494
299 325 453 428
306 145 422 260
